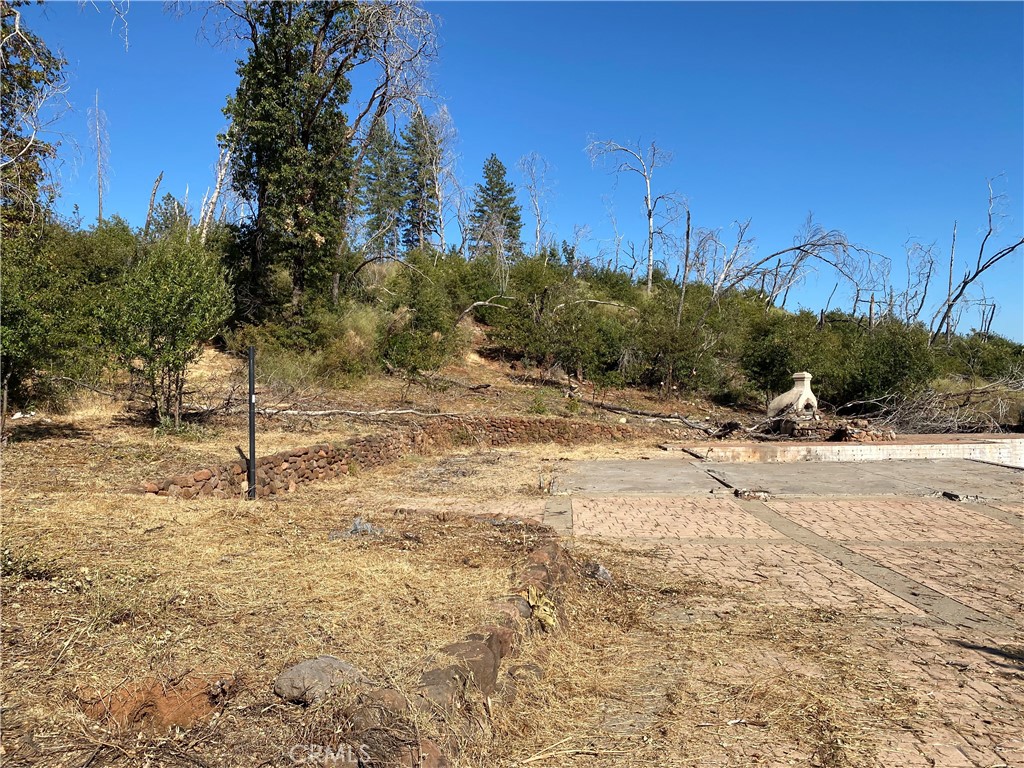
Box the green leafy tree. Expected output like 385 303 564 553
469 154 523 262
112 228 232 427
360 121 405 258
399 108 440 250
224 1 356 313
1 225 103 408
1 216 137 411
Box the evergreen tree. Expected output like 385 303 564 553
1 1 66 236
399 109 440 251
468 154 523 260
224 1 356 312
360 121 405 258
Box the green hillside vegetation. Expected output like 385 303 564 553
2 1 1021 428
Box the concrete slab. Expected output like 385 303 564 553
704 459 1023 501
558 459 721 496
864 459 1024 501
561 457 1023 501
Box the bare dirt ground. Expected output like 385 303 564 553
2 350 1021 767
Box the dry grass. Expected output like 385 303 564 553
0 351 934 767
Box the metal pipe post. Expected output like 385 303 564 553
247 345 256 500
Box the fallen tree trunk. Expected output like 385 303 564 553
259 408 463 418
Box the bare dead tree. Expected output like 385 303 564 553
87 89 110 223
451 179 471 260
199 140 233 245
426 103 458 258
586 137 679 294
674 207 691 330
333 0 437 297
143 170 164 239
602 196 625 272
477 216 511 294
517 151 553 257
929 179 1024 346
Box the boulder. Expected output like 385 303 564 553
273 656 371 705
437 640 499 694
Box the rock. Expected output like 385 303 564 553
395 738 448 768
507 663 545 682
357 687 412 716
193 469 213 482
582 561 613 586
486 600 527 628
327 517 383 541
521 564 551 589
734 488 772 501
273 656 371 704
507 594 534 618
464 625 515 662
418 665 465 710
438 640 499 694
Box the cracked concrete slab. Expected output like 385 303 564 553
558 459 722 496
705 458 1023 500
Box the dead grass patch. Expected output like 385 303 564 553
2 394 930 767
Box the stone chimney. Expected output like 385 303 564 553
767 372 818 420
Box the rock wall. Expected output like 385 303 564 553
142 416 633 499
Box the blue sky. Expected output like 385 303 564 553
26 1 1024 339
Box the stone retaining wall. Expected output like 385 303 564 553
143 416 634 498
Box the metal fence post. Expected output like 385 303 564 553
247 345 256 500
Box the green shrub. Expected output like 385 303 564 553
941 333 1024 380
110 226 232 425
229 302 381 390
375 253 462 373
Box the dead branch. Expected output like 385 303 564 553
38 375 118 399
454 295 513 327
260 407 461 418
583 399 716 433
551 299 639 314
839 370 1024 433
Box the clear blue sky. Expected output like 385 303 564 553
26 1 1024 340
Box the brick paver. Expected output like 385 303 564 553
566 489 1023 767
851 544 1023 623
766 498 1019 543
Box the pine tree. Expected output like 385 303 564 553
399 109 439 251
1 0 66 236
224 1 356 310
360 121 405 258
469 154 523 260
